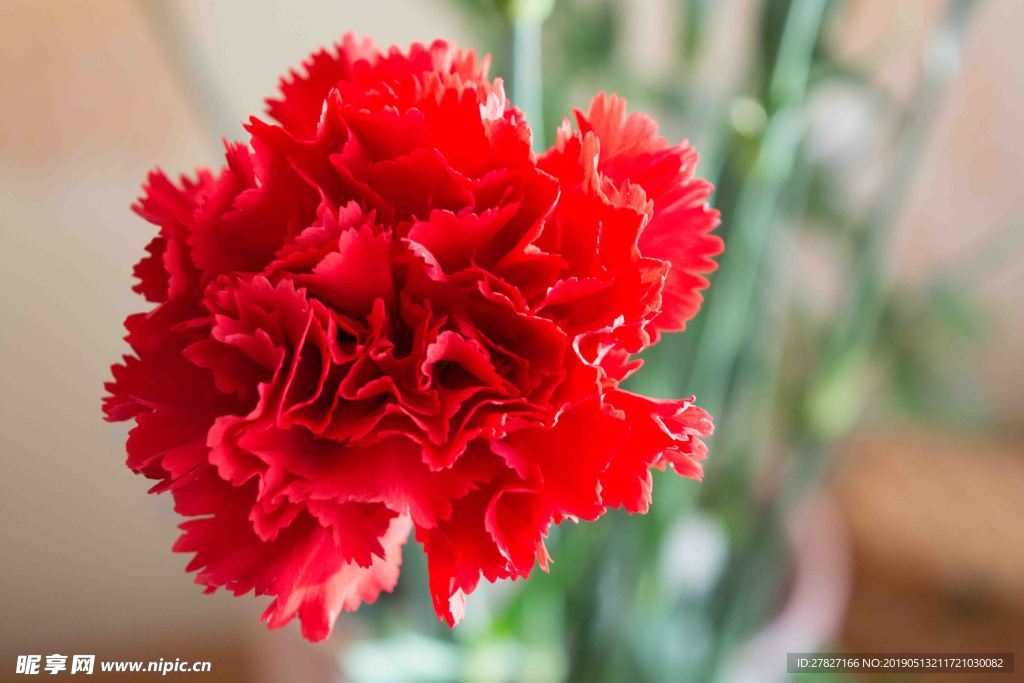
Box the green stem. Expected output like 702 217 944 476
688 0 828 421
804 0 975 441
704 6 976 680
505 5 548 150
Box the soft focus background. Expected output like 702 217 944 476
1 1 1022 681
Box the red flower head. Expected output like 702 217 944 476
105 35 722 641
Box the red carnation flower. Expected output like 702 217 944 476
104 35 721 641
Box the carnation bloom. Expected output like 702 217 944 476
104 35 721 641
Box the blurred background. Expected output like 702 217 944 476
1 0 1022 681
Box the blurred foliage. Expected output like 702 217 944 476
342 1 986 681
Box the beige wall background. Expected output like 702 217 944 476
1 0 1021 671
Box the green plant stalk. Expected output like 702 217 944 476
505 5 548 150
707 155 811 510
803 0 975 443
705 4 976 680
688 0 828 423
686 2 829 679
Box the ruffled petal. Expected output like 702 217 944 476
172 468 410 642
